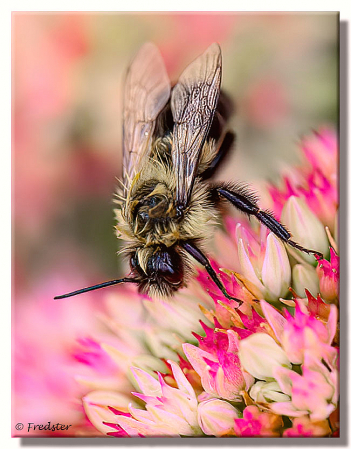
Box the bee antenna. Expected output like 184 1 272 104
54 277 138 300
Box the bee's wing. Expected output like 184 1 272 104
171 43 222 207
123 43 171 189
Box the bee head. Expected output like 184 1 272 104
129 246 184 297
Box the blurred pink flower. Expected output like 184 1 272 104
244 77 288 128
283 416 331 437
268 127 338 231
72 335 134 393
13 14 90 234
156 14 236 74
13 14 89 119
302 127 338 181
233 405 282 437
316 248 339 303
13 274 104 436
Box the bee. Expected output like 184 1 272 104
55 43 322 302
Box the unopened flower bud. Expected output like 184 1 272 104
237 232 291 302
197 398 238 436
292 264 319 297
316 248 339 303
239 333 291 380
261 233 291 300
249 380 290 403
281 196 329 262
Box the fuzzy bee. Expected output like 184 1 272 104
55 43 322 302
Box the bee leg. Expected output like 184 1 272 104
215 186 323 259
182 241 243 305
199 131 235 181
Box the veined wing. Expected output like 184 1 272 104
171 43 222 207
123 43 171 190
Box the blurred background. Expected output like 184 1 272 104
12 12 338 434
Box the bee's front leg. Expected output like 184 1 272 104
182 241 243 305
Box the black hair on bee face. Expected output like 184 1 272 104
129 245 187 298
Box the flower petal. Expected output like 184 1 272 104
167 359 196 399
260 300 286 343
261 233 291 299
130 367 162 397
237 238 265 292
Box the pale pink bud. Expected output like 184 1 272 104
249 381 290 403
197 398 238 436
281 196 329 262
238 231 291 301
292 264 319 297
238 333 291 380
261 233 291 300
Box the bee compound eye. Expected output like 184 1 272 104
148 195 161 208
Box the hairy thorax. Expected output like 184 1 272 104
126 180 182 247
114 138 219 250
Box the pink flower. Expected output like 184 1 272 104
183 329 254 401
236 223 291 301
267 127 338 231
271 353 338 421
196 259 257 321
282 301 337 365
283 416 331 437
304 289 333 321
13 275 103 436
302 127 338 182
83 361 202 437
316 248 339 303
233 406 282 437
261 299 337 365
13 14 90 235
72 336 132 392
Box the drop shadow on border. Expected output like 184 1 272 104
19 16 347 449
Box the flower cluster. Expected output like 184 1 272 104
77 128 339 437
